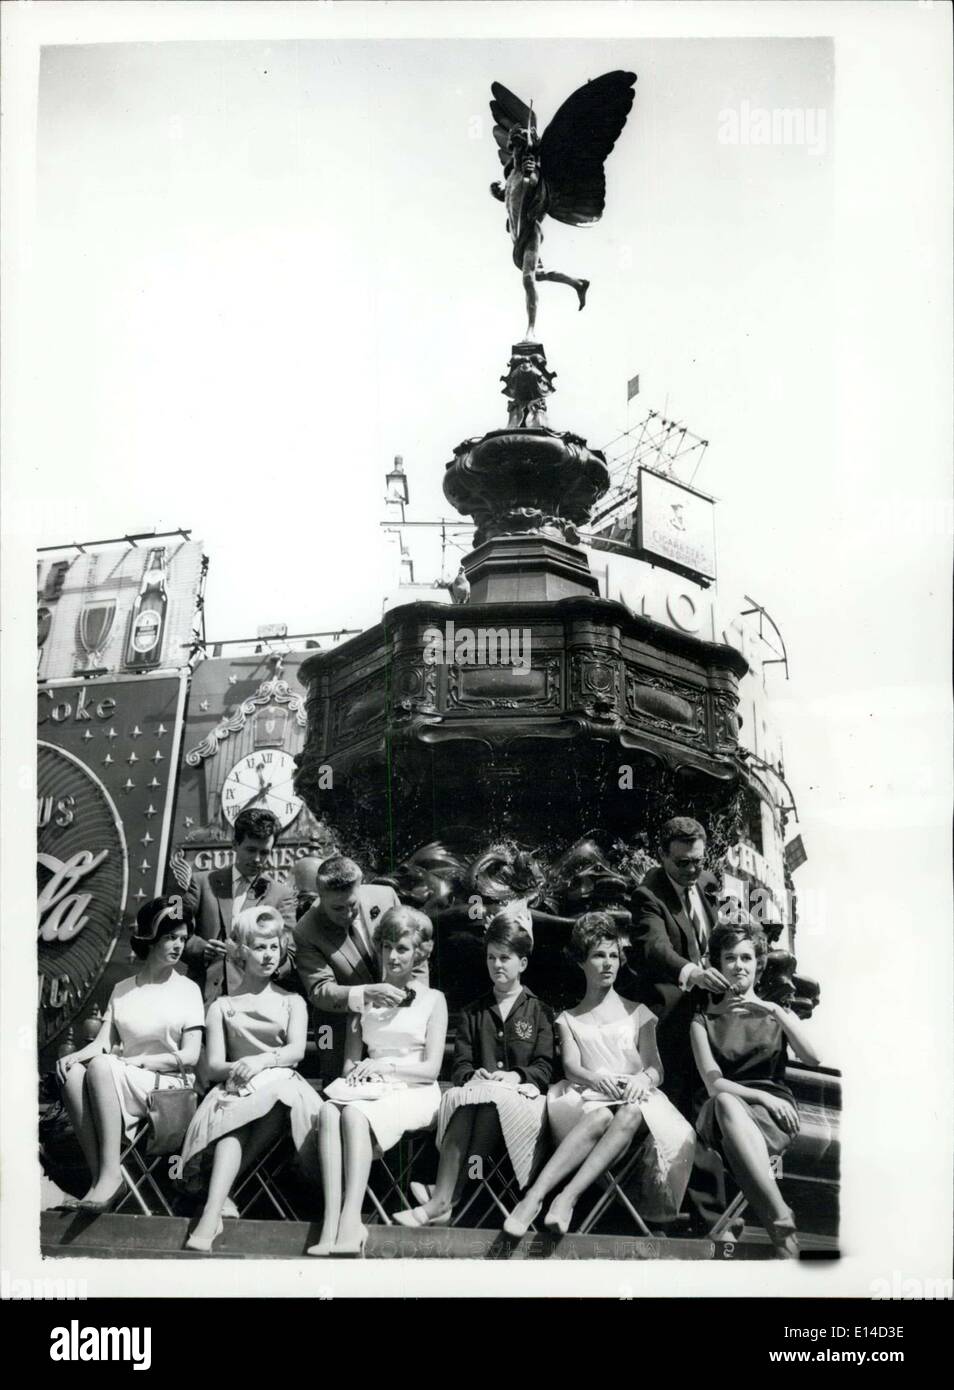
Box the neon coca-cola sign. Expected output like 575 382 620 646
37 743 128 1050
37 848 110 943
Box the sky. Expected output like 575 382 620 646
2 2 951 1298
27 31 839 1014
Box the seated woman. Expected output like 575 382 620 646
394 903 554 1228
56 896 204 1210
310 905 448 1257
505 911 695 1238
177 905 322 1252
690 916 819 1259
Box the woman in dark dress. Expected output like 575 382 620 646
394 905 554 1228
690 918 820 1258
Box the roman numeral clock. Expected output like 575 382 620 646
221 748 302 829
176 654 334 875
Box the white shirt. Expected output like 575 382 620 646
231 868 255 919
664 874 708 991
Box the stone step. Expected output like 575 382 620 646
40 1211 835 1261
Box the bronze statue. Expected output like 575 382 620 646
489 71 637 340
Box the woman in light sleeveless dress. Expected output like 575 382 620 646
311 906 448 1257
179 907 322 1252
56 896 203 1210
394 904 554 1228
505 912 695 1238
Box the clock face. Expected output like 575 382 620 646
221 750 303 829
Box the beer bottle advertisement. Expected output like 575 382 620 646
124 546 168 670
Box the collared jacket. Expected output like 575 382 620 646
451 987 555 1091
180 867 296 1003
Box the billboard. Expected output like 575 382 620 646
169 651 333 882
635 468 717 582
37 538 205 681
37 673 188 1063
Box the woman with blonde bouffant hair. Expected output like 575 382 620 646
396 901 554 1228
310 905 448 1257
177 905 322 1252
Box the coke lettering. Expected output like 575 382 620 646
37 849 109 942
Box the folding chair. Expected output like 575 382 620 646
114 1121 176 1217
232 1133 301 1221
365 1128 434 1225
708 1153 782 1240
576 1136 654 1237
449 1147 542 1231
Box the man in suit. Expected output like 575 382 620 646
294 855 424 1082
292 854 322 921
177 806 297 1003
627 816 728 1119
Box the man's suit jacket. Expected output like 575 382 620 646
625 865 719 1116
294 884 425 1081
629 866 719 1001
181 867 297 1001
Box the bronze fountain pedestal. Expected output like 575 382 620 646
295 343 750 1009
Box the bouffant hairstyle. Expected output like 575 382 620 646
485 904 534 960
233 807 280 845
371 905 434 966
316 855 363 892
707 921 769 981
568 911 629 966
131 896 188 959
228 905 286 965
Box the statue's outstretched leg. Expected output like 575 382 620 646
536 265 589 312
520 238 542 340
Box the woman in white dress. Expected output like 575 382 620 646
309 906 448 1257
178 906 322 1252
394 904 554 1228
505 912 695 1238
55 896 204 1210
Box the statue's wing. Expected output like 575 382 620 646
539 71 636 226
490 81 538 169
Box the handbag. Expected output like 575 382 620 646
144 1056 198 1155
324 1075 407 1103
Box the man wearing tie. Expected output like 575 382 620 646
294 856 424 1083
176 807 297 1003
627 817 727 1118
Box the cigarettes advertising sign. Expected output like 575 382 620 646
36 674 188 1060
635 468 717 582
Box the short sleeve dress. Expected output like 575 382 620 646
693 1002 797 1157
547 1003 696 1217
100 973 205 1138
325 986 443 1153
177 985 323 1182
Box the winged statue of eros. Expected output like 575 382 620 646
489 71 637 340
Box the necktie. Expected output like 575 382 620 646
686 887 708 956
349 913 377 976
232 876 251 918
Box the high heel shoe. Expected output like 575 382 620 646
543 1201 575 1237
306 1237 337 1257
767 1208 799 1260
503 1199 542 1239
393 1205 452 1228
77 1178 127 1213
185 1218 224 1254
331 1224 368 1257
